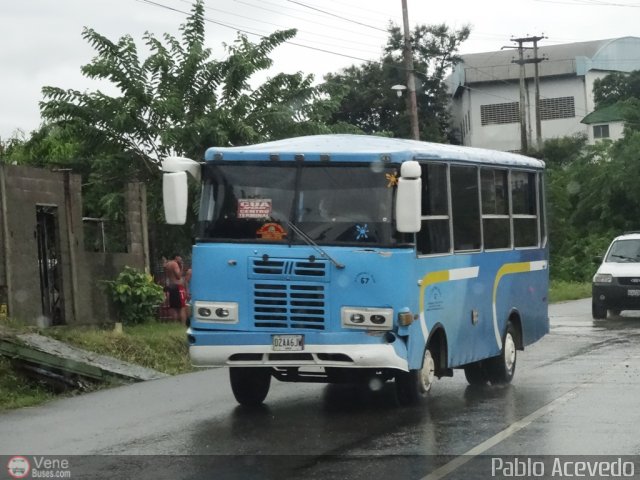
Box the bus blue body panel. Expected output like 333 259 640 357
188 242 548 372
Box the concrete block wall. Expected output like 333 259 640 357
0 163 149 326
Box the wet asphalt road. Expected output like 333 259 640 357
2 298 640 479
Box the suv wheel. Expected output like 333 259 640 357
592 301 607 320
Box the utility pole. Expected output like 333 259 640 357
507 35 546 152
532 37 544 150
401 0 420 140
514 39 528 152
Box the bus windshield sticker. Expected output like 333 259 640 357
238 199 272 218
385 171 398 188
257 223 287 240
355 224 369 240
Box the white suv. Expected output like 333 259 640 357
592 233 640 319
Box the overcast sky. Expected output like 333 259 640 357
1 0 638 139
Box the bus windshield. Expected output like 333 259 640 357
198 163 399 245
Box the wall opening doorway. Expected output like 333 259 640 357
36 205 65 325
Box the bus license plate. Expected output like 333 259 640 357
628 289 640 297
272 335 304 351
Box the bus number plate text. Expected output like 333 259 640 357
272 335 304 351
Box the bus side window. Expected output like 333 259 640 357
538 172 547 247
417 163 451 255
481 168 511 249
451 165 481 252
512 171 538 247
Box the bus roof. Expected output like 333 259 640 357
203 134 545 168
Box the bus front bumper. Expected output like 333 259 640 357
189 342 409 371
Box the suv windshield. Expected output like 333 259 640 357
606 239 640 263
197 163 399 246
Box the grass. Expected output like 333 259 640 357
42 322 193 375
548 280 591 303
0 357 56 410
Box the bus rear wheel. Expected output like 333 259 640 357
486 322 517 385
463 362 489 386
395 347 435 405
229 367 271 406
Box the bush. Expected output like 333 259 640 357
105 266 164 324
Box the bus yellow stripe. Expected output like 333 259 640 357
418 267 479 341
492 261 547 349
418 270 450 315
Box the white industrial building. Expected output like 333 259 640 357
447 37 640 151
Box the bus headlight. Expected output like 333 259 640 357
194 301 239 323
342 307 393 330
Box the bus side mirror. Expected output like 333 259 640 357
395 161 421 233
163 172 188 225
161 156 201 225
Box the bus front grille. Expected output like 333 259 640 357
253 283 326 330
250 258 328 281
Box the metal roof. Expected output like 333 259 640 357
204 134 545 168
449 37 640 91
581 101 633 124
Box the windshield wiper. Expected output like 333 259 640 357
611 254 639 262
284 220 345 269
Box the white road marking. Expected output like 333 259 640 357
420 386 583 480
421 354 634 480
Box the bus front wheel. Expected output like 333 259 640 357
395 347 435 405
486 322 517 385
229 367 271 406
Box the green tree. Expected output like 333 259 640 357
41 1 344 171
593 70 640 108
32 1 352 256
323 23 470 142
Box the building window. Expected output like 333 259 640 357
540 96 575 120
593 124 610 139
480 102 520 126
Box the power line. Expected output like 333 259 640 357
136 0 383 65
167 0 382 53
532 0 640 6
285 0 389 33
234 0 385 41
301 0 402 24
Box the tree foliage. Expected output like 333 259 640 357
40 1 346 172
17 1 355 256
542 70 640 281
323 23 470 142
593 70 640 108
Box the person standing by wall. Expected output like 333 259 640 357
164 253 188 325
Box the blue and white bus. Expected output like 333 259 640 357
162 134 548 406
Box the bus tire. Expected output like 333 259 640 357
395 347 435 405
486 322 517 385
463 362 488 386
229 367 271 406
